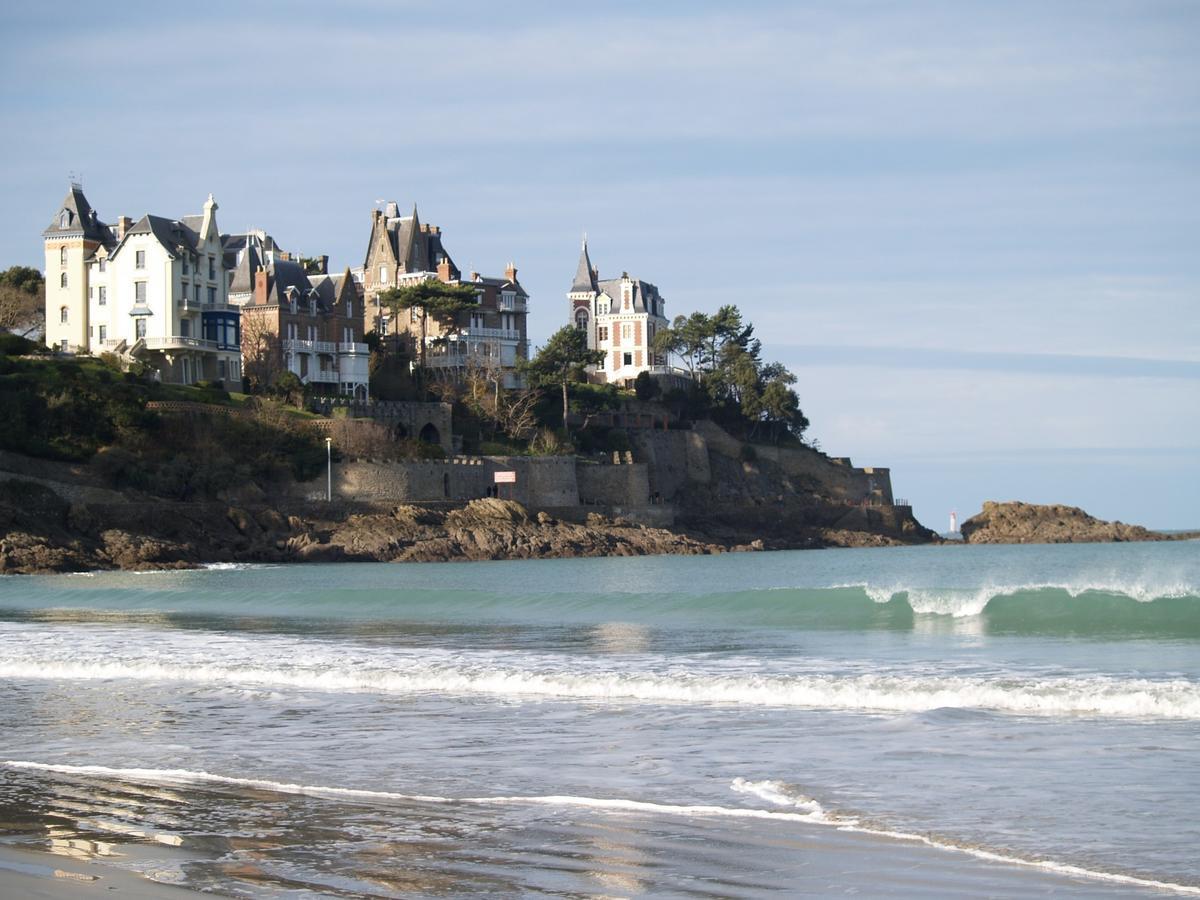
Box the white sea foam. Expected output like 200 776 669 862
835 580 1198 617
1 652 1196 718
8 762 1198 896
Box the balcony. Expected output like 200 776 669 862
283 339 337 354
305 369 340 384
452 326 521 342
142 336 218 352
337 342 369 356
177 296 202 312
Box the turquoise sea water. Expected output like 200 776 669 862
1 541 1198 896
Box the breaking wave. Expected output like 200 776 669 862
7 762 1197 895
1 641 1196 718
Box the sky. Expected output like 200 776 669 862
2 0 1197 528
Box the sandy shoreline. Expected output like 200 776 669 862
2 808 1190 898
0 843 202 897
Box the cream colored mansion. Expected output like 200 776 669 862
43 184 242 384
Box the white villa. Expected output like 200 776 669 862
567 239 671 385
43 184 241 385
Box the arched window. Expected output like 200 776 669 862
575 309 589 331
60 272 68 288
60 306 69 324
60 247 67 266
59 211 69 228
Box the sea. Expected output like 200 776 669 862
0 541 1198 897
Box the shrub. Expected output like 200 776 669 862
0 333 37 356
633 371 660 401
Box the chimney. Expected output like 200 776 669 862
318 255 328 275
505 261 517 282
437 258 452 282
278 251 291 261
117 216 132 239
371 208 381 223
254 266 268 306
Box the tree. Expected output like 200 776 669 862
0 266 45 338
524 326 604 430
377 279 480 370
241 311 284 392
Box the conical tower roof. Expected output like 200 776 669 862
570 237 597 293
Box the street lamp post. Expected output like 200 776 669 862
326 437 332 502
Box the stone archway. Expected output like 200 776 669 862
419 422 440 446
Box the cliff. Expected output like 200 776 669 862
960 501 1194 544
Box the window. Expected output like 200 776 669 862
598 300 608 315
307 325 316 341
60 306 69 324
98 325 107 342
575 309 588 331
598 326 608 341
208 287 216 305
98 257 106 272
181 284 188 303
378 266 388 284
135 281 147 303
60 339 68 352
346 299 352 318
622 323 632 340
623 352 633 367
309 299 316 316
135 318 147 339
135 250 145 269
343 326 353 344
182 258 189 275
410 308 419 323
59 212 69 229
98 286 107 306
60 247 67 266
290 298 297 315
381 317 389 336
194 284 201 303
60 272 68 288
208 256 216 279
180 319 190 337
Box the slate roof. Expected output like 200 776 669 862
374 203 460 280
570 240 598 294
597 276 663 317
43 185 112 244
116 214 200 260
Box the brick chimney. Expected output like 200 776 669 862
318 255 328 275
505 261 517 282
437 258 452 282
254 266 268 305
117 216 132 239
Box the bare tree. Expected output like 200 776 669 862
0 283 44 338
241 311 283 393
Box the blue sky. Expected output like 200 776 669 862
2 0 1197 528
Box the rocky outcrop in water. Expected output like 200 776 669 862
960 501 1193 544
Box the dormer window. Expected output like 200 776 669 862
209 256 216 279
290 297 297 314
59 211 69 228
347 299 353 318
379 266 388 284
98 257 106 273
309 298 317 316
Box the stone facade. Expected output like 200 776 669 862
360 201 530 386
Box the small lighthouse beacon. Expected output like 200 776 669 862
949 510 959 533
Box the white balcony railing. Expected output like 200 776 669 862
337 342 369 355
283 339 337 354
305 369 340 384
449 326 521 342
142 336 218 352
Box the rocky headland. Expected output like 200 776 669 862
0 480 929 575
960 500 1196 544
